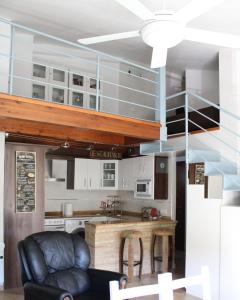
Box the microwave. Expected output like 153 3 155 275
134 178 153 199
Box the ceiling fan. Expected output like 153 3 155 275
77 0 240 69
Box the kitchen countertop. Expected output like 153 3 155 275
86 216 174 226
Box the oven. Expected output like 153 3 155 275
134 178 153 199
44 218 65 231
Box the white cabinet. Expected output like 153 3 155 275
69 71 101 110
74 158 88 190
32 64 68 104
132 156 154 179
100 160 118 190
88 159 101 190
74 158 104 190
119 159 134 191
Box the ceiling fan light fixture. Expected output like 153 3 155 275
141 19 185 49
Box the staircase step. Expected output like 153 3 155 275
189 150 221 163
223 175 240 191
205 161 238 176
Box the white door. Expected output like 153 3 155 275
87 159 101 190
74 158 88 190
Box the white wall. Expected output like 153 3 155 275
12 30 33 98
185 185 221 300
45 181 118 212
0 132 5 288
186 69 219 110
220 206 240 300
0 22 11 93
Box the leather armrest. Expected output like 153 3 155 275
24 282 73 300
88 268 128 291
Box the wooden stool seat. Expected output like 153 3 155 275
151 228 175 273
119 230 143 282
153 229 173 236
120 230 143 239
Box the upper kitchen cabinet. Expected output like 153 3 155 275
101 160 118 190
87 159 101 190
132 156 154 179
74 158 88 190
118 158 134 191
74 158 106 190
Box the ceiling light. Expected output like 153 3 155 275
62 141 70 149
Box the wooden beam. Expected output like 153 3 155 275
0 93 160 140
0 118 125 145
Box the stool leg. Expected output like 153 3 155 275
162 236 169 273
128 239 134 281
151 234 156 274
119 238 125 273
139 238 143 279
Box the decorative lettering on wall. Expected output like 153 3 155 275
90 150 122 160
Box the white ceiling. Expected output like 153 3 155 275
0 0 239 74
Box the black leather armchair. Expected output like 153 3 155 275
18 231 127 300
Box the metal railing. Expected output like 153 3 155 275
165 90 240 177
0 18 160 122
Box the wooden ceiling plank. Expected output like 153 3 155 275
0 93 160 140
0 118 125 145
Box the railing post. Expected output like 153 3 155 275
96 56 100 111
8 25 15 95
185 92 189 180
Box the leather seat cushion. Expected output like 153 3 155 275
44 268 90 296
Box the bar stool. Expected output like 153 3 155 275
119 230 143 281
151 229 175 273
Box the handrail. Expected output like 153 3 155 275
188 105 240 139
188 119 240 155
188 91 240 121
6 73 158 112
0 17 158 74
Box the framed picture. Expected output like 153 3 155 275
16 151 36 213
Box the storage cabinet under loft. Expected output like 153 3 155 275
32 63 100 110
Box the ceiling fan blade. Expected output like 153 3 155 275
78 31 139 45
151 47 167 69
174 0 223 24
184 28 240 48
114 0 155 20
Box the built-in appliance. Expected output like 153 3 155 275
64 218 89 233
134 178 153 199
44 218 65 231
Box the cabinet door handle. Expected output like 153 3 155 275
122 178 124 188
89 178 92 187
100 179 102 187
84 178 86 187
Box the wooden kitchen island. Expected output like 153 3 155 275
85 217 177 275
